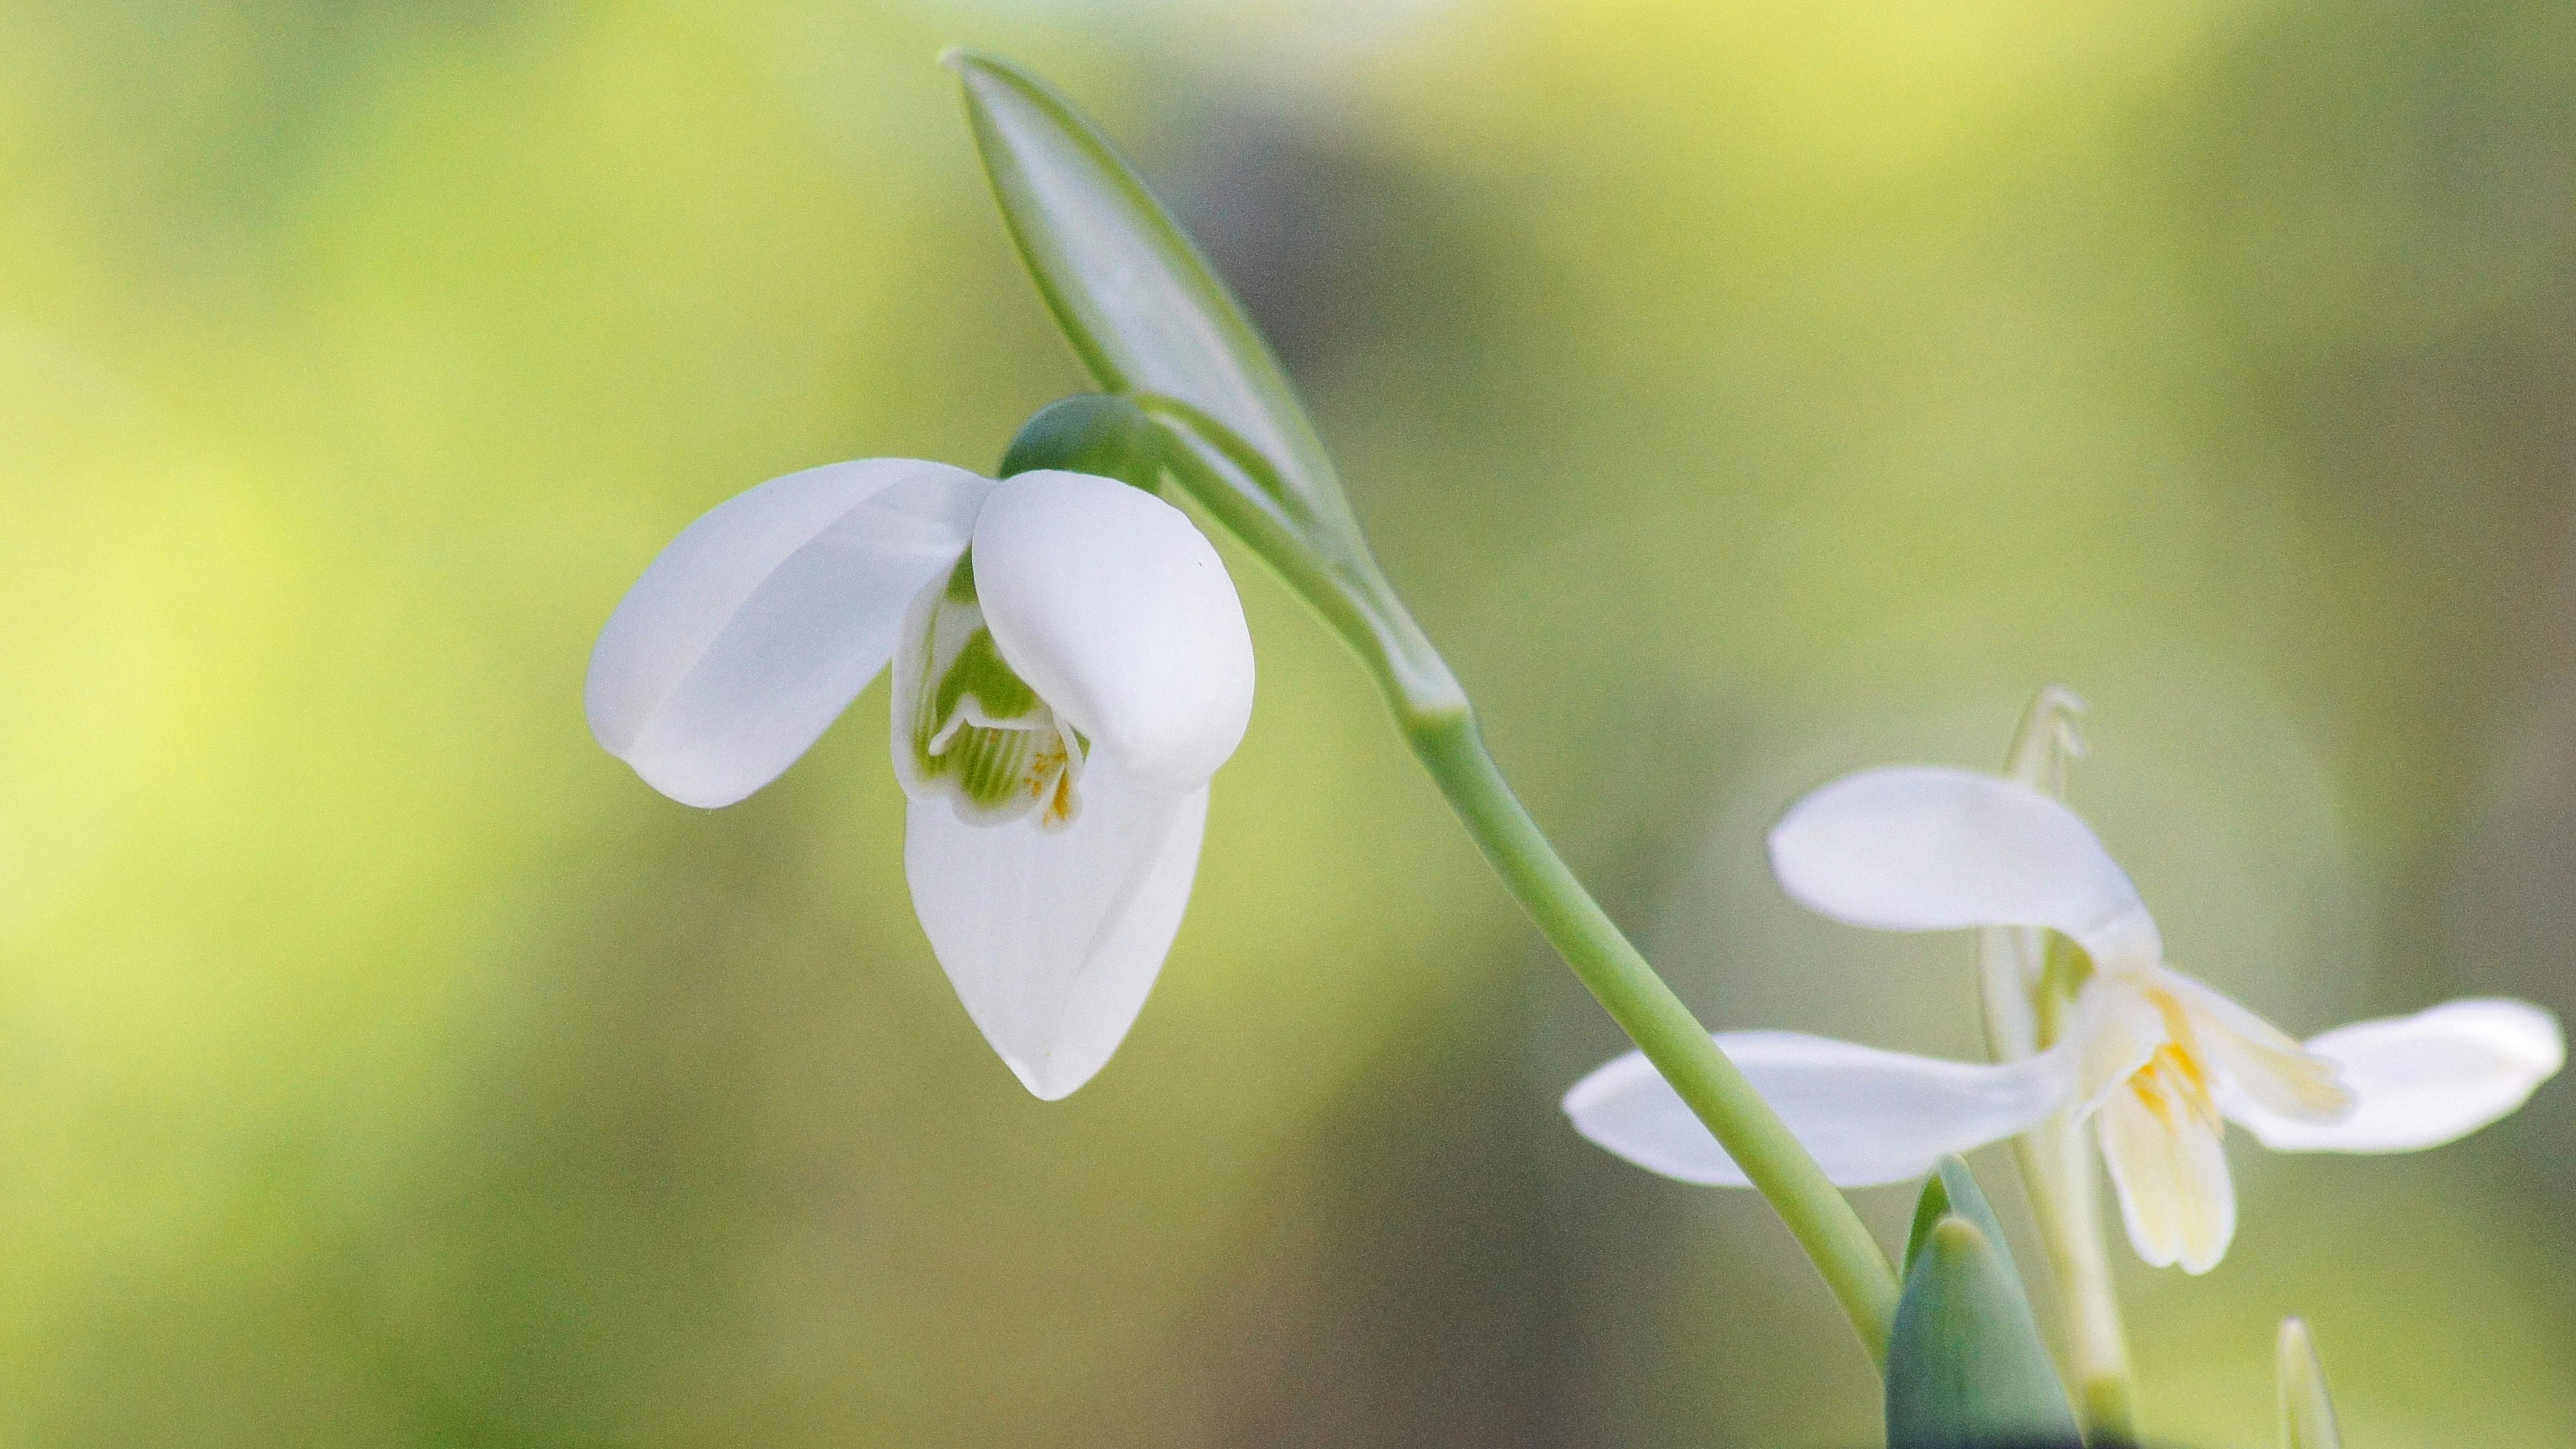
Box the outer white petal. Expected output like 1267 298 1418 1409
2224 998 2565 1154
902 753 1207 1100
587 460 994 807
2097 1085 2237 1273
971 470 1254 791
1562 1032 2078 1188
1769 766 2163 972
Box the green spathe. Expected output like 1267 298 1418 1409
1886 1161 2082 1449
948 50 1462 720
945 50 1346 525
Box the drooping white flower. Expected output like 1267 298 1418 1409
1566 765 2563 1273
586 460 1254 1099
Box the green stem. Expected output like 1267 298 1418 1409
1407 710 1901 1361
1990 690 2139 1446
1981 931 2135 1445
1144 398 1899 1359
2014 1114 2137 1443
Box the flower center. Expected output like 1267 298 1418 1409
904 556 1085 830
2125 987 2221 1134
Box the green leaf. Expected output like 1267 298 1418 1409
945 50 1351 533
1904 1156 2015 1280
2277 1318 2343 1449
1887 1176 2080 1449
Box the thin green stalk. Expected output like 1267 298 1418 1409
951 43 1902 1373
2012 1112 2136 1442
1982 928 2135 1443
1987 688 2138 1444
1407 711 1901 1360
1144 394 1899 1359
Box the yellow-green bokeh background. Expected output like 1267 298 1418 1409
5 1 2573 1444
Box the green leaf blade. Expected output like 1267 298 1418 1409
1887 1165 2081 1449
1906 1155 2019 1281
2277 1318 2343 1449
946 50 1348 525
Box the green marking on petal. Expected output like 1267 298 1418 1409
902 560 1084 829
936 629 1040 725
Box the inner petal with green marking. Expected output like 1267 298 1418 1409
902 554 1085 829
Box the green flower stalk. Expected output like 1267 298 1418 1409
946 48 1902 1358
1984 689 2137 1444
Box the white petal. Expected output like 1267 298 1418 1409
2160 970 2352 1122
2097 1083 2237 1273
970 470 1254 791
1562 1032 2078 1188
1769 765 2162 971
2224 998 2565 1154
902 752 1207 1099
587 460 994 807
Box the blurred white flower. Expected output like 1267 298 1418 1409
1566 765 2563 1273
586 460 1254 1099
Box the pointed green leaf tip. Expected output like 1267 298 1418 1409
946 50 1348 523
2277 1318 2343 1449
1886 1160 2082 1449
1904 1156 2017 1280
1000 394 1164 489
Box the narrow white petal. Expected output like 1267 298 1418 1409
902 753 1207 1099
971 470 1254 791
1562 1032 2078 1188
2161 970 2352 1122
2097 1084 2237 1273
587 460 994 807
2225 998 2565 1154
1769 767 2163 971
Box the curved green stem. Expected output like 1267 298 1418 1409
1143 394 1899 1360
1407 710 1901 1360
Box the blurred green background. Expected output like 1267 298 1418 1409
4 1 2573 1444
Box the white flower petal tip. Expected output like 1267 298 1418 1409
902 755 1210 1101
2227 998 2565 1154
586 459 995 808
970 470 1254 792
1562 1032 2078 1188
2098 1080 2236 1274
1767 765 2161 971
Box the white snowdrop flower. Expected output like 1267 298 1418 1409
1567 765 2562 1273
588 460 1254 1099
